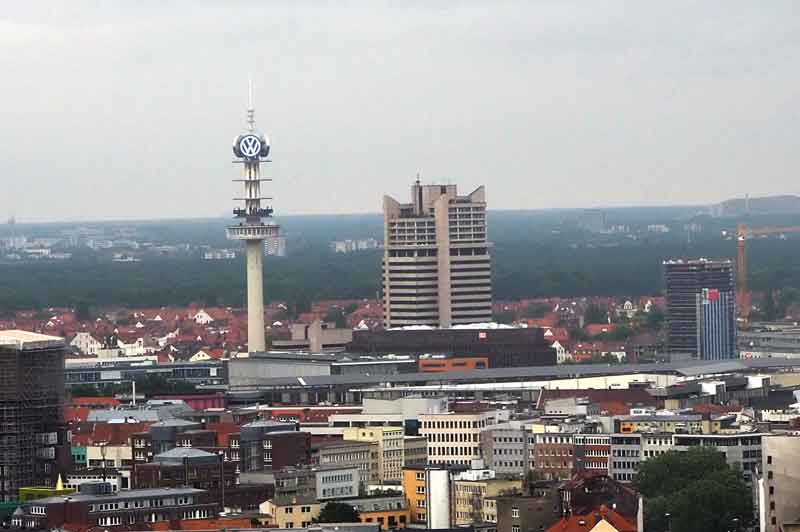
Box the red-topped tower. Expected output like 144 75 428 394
226 82 278 353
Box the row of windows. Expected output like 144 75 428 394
422 419 489 429
451 283 491 289
386 276 438 282
451 306 493 312
449 247 488 256
427 433 479 443
387 250 437 258
428 446 480 456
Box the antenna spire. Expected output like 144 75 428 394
247 78 255 131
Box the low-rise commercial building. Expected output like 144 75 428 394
12 486 217 530
336 496 409 530
313 440 379 489
261 496 320 529
420 410 505 467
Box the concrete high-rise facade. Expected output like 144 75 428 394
382 181 491 328
0 331 70 501
664 259 736 358
760 434 800 532
226 84 278 353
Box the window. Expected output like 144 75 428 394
512 527 520 532
284 507 294 514
301 506 311 513
512 507 520 518
767 456 773 465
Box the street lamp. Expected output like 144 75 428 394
664 512 671 532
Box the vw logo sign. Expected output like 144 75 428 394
239 135 262 158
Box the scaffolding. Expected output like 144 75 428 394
0 341 67 502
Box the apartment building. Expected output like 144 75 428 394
761 434 800 532
532 433 575 480
420 410 504 467
609 435 642 483
343 427 404 484
401 465 460 529
382 181 491 328
402 436 428 468
452 469 522 526
573 434 611 475
480 425 534 477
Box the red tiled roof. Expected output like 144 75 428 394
688 403 740 414
70 397 121 407
178 518 253 530
585 323 617 337
71 421 154 446
547 506 637 532
65 407 91 423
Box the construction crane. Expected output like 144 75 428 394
735 223 800 328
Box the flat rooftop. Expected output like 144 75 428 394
222 358 800 390
30 487 205 504
0 330 64 350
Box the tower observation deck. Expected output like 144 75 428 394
227 83 278 352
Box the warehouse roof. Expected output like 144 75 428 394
224 358 800 390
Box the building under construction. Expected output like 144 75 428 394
0 330 70 501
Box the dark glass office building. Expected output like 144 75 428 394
664 259 736 359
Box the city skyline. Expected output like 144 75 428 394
3 2 800 222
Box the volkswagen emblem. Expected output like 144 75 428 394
239 135 262 159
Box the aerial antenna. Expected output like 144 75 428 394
247 78 255 131
416 171 421 185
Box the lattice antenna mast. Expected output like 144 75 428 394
247 78 256 132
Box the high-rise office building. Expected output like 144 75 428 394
0 330 70 501
664 259 736 359
696 288 736 360
382 181 491 328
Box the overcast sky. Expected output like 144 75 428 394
1 1 798 221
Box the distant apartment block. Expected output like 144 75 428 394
265 236 287 257
382 181 491 328
203 249 237 260
330 238 381 254
577 210 607 233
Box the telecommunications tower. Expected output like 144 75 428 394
226 82 278 353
